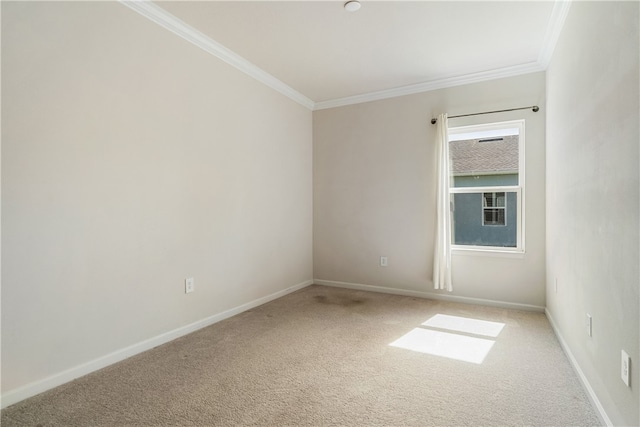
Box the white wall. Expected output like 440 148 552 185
1 2 312 401
313 72 546 309
545 2 639 426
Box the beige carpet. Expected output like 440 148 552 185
2 285 599 426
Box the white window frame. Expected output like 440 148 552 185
448 120 525 255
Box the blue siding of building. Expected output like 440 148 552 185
451 174 518 248
452 173 518 188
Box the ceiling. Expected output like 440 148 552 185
134 1 566 110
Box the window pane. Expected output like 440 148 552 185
483 209 505 225
482 192 506 209
449 134 519 188
483 193 492 207
452 191 517 248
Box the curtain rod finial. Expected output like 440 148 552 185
532 106 539 112
431 118 437 125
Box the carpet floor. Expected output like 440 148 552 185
1 285 600 426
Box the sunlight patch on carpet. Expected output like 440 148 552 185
390 314 506 364
422 314 505 338
389 328 495 364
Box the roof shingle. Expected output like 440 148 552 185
449 135 518 175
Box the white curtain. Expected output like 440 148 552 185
433 113 453 292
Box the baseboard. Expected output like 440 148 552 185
545 309 612 426
0 279 313 409
313 279 545 312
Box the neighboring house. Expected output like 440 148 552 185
449 135 519 247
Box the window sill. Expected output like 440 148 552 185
451 247 525 259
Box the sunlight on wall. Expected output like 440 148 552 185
389 314 506 364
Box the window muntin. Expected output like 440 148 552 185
448 120 525 253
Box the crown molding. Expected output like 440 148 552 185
120 1 315 110
537 0 572 69
313 61 545 111
121 0 570 112
315 0 571 112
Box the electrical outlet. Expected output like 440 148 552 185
586 314 592 337
621 350 630 387
380 256 388 267
185 277 195 294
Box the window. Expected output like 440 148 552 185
482 192 506 226
448 120 524 252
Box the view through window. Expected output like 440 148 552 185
448 120 524 252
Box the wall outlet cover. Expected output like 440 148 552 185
621 350 630 387
185 277 195 294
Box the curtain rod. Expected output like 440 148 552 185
430 105 539 125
